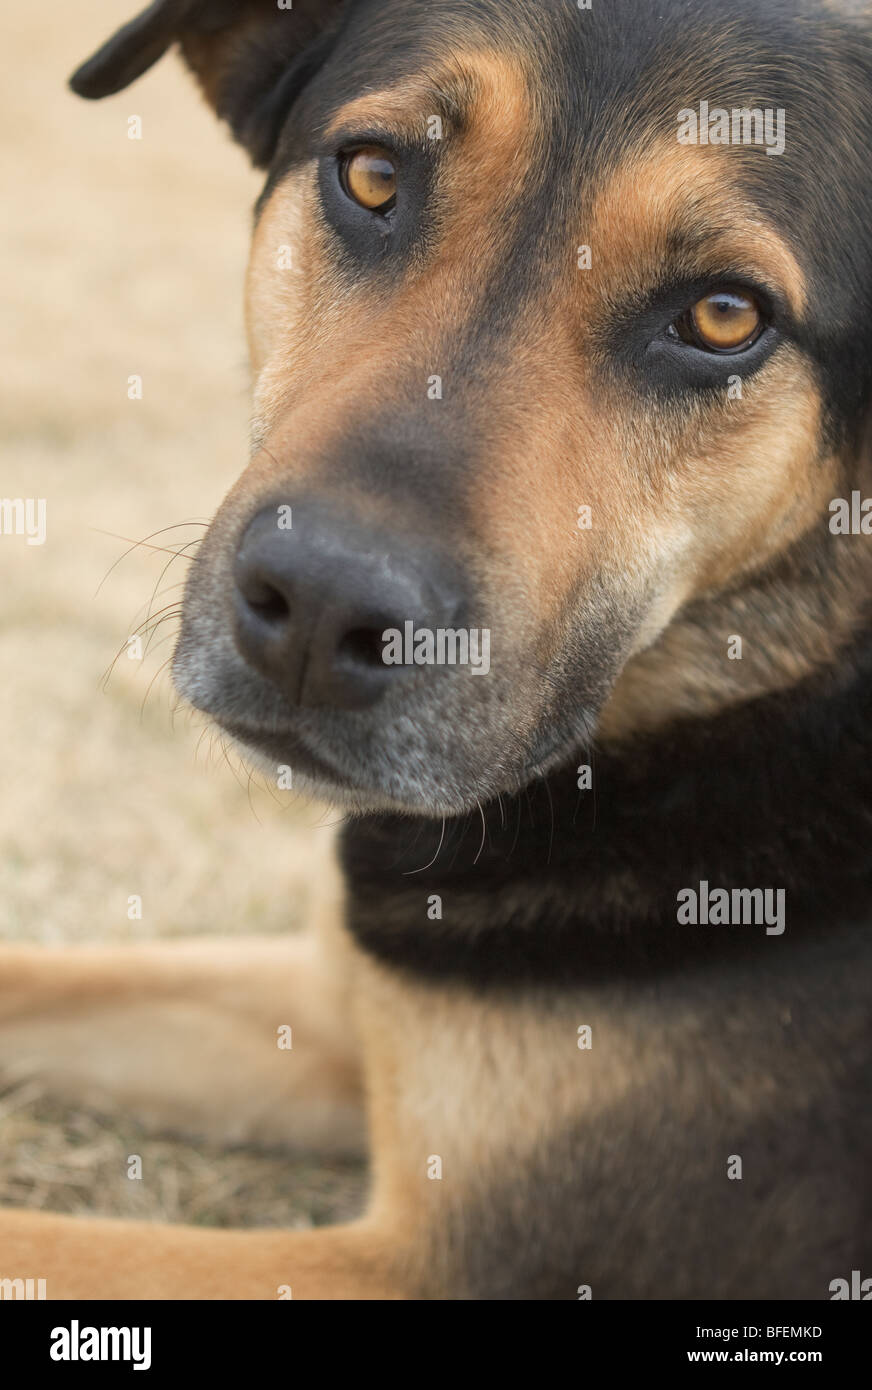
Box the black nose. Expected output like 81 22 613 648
232 503 465 710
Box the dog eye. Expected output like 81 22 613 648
339 147 397 213
673 289 764 353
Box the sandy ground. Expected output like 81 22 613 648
0 3 365 1228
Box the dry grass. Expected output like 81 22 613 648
0 1087 364 1231
0 2 365 1227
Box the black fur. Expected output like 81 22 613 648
451 925 872 1298
70 0 872 1300
341 620 872 986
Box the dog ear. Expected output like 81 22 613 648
70 0 346 167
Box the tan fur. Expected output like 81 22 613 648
0 893 795 1297
246 51 541 447
0 861 363 1157
0 904 677 1297
585 145 809 316
5 9 871 1300
0 1205 403 1299
241 78 846 745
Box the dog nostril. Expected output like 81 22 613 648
243 577 290 623
336 626 388 671
232 503 467 710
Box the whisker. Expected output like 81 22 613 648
507 794 523 861
194 723 212 764
244 764 263 826
219 736 252 799
542 775 555 866
473 799 487 865
99 605 182 690
403 816 446 875
143 537 202 637
93 522 206 596
139 656 175 720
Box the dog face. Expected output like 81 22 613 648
75 0 872 814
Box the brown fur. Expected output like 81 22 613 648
3 0 872 1299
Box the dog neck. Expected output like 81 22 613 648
341 533 872 987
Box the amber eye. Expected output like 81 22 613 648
676 289 764 353
340 146 397 213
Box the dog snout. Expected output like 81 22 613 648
232 503 465 711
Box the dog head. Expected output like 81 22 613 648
74 0 872 814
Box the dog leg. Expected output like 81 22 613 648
0 1206 409 1299
0 920 363 1155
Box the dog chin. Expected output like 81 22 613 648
221 726 488 818
225 719 592 820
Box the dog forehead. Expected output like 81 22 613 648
283 0 866 216
249 0 872 424
309 0 833 114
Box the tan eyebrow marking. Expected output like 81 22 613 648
324 76 458 142
322 48 535 148
323 51 540 257
586 142 808 317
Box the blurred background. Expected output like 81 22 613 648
0 1 364 1228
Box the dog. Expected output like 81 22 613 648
1 0 871 1299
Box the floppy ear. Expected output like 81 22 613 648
70 0 346 167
